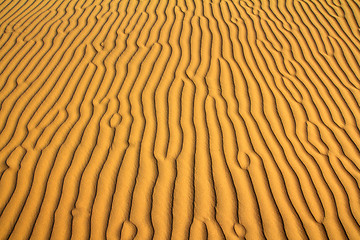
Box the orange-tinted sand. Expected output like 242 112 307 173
1 0 360 239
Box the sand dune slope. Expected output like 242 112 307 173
1 0 360 239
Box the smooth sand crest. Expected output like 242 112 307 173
0 0 360 239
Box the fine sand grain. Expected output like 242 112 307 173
1 0 360 239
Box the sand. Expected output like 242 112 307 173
0 0 360 239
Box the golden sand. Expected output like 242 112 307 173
0 0 360 239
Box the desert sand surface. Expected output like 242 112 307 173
0 0 360 239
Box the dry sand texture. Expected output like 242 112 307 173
0 0 360 239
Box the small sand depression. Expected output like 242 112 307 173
1 0 360 239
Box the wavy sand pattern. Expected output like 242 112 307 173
0 0 360 239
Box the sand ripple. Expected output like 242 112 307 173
0 0 360 239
